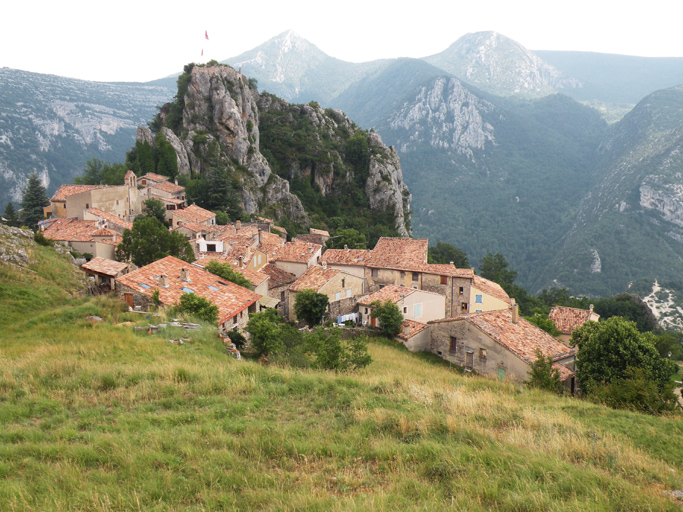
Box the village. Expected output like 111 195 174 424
38 170 601 392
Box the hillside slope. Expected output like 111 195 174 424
2 243 683 510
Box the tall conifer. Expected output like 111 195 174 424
20 173 50 230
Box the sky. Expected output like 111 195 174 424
3 0 683 83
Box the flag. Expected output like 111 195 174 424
201 49 204 56
205 30 209 40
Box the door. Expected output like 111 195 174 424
465 351 473 369
124 293 134 309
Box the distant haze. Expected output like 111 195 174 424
3 0 683 83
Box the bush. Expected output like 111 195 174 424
33 231 53 247
173 293 218 324
370 300 404 338
294 289 329 325
528 349 563 394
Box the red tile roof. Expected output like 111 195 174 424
366 237 428 270
50 184 107 202
116 256 260 324
294 233 325 246
42 218 101 242
452 309 576 378
173 204 215 224
150 194 185 205
548 306 599 335
320 248 370 266
176 222 208 234
90 228 119 238
310 228 330 237
397 320 429 341
140 173 170 183
81 257 128 277
473 275 511 303
124 170 136 180
414 263 474 278
151 181 185 195
261 263 296 289
84 208 133 231
358 284 418 306
289 266 341 292
273 241 322 264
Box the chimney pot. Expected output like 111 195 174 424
404 325 410 336
180 268 190 282
322 261 327 269
158 274 168 288
511 301 519 324
236 220 241 230
344 244 349 252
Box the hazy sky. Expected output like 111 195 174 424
3 0 683 83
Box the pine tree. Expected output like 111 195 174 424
20 173 50 230
2 202 21 228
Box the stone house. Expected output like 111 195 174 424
548 305 600 343
81 257 129 291
260 263 297 317
357 284 446 327
271 241 322 278
397 320 431 352
171 204 216 230
82 208 133 234
287 264 365 322
115 255 261 333
41 218 122 260
429 307 577 392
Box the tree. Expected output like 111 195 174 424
478 253 517 289
205 260 253 289
293 289 329 325
370 300 404 338
571 317 677 409
155 132 178 181
2 202 21 227
525 314 561 337
115 216 195 267
305 328 372 371
74 158 128 186
593 294 658 332
428 241 469 268
326 228 367 250
588 367 679 414
246 309 286 357
528 349 563 394
141 198 169 227
20 173 49 230
174 293 218 324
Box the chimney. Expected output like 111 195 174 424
589 304 594 313
344 244 349 252
322 261 327 269
236 220 241 230
404 324 410 337
158 274 168 288
238 256 244 268
511 300 519 324
174 178 178 185
180 268 190 282
244 245 251 261
258 230 263 245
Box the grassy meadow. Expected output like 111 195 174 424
2 243 683 510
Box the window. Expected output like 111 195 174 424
498 368 506 381
280 291 285 301
400 271 406 279
462 302 468 312
475 309 483 313
207 285 219 291
335 292 341 301
475 294 483 304
346 289 351 298
85 203 89 209
139 283 151 289
465 351 474 369
365 308 369 314
440 275 447 285
181 287 194 293
479 348 487 359
403 306 407 314
449 336 457 353
413 303 422 318
341 278 345 288
412 272 419 282
371 269 378 278
458 287 464 296
207 244 216 252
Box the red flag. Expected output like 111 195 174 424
201 49 204 56
205 30 209 40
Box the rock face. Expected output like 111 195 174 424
0 224 34 268
387 76 496 158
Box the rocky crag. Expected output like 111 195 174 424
145 63 411 237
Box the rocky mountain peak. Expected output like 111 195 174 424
424 31 582 97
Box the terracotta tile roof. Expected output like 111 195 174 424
366 237 428 270
194 256 269 287
358 284 418 306
50 184 107 202
473 275 511 303
213 224 259 241
320 248 370 266
81 257 128 277
549 306 599 335
457 309 576 376
84 208 133 231
150 194 185 205
414 263 474 278
273 241 322 264
310 228 330 237
289 265 341 292
397 320 429 341
90 228 119 238
261 263 296 289
140 173 169 183
256 216 274 223
271 225 287 235
151 181 185 195
176 222 207 234
552 362 575 382
116 256 260 324
174 204 215 224
294 233 325 246
43 218 100 242
124 170 136 180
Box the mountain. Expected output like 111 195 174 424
225 30 387 104
422 31 582 98
0 68 174 211
536 85 683 298
143 63 411 241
